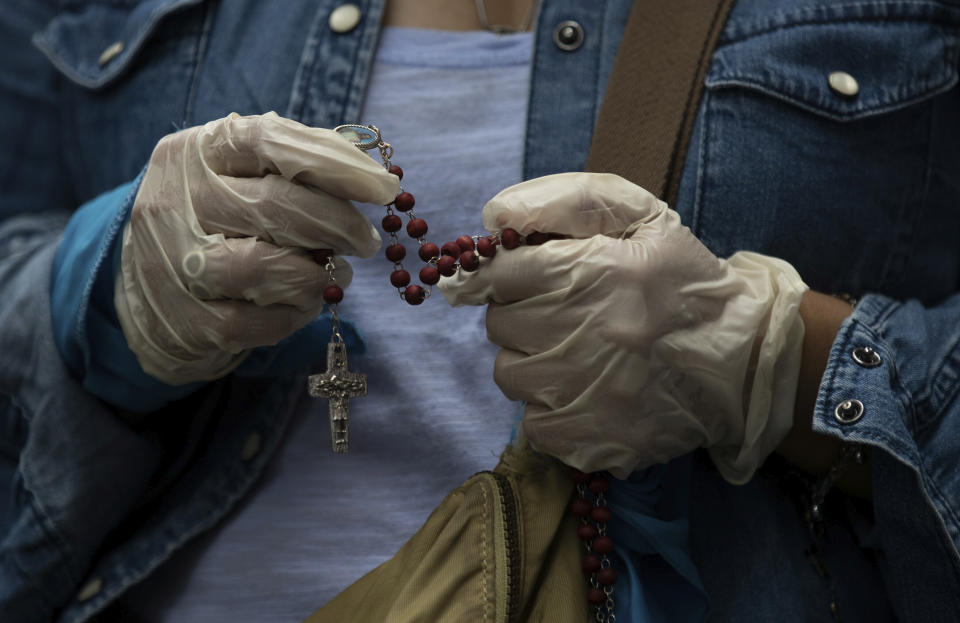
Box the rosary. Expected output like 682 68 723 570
307 124 618 621
306 123 533 454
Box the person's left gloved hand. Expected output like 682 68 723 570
440 173 808 483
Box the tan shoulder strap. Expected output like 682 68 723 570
585 0 735 205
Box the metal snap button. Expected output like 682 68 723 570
553 20 584 52
98 41 124 66
329 4 362 33
77 577 103 602
852 346 881 368
828 71 859 97
834 399 864 425
241 432 262 461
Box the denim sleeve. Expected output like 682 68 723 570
813 293 960 618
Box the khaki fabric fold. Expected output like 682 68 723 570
303 445 585 623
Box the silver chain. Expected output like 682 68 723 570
577 482 616 623
323 256 344 342
595 489 616 623
803 442 865 622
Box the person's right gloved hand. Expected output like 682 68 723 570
114 112 399 385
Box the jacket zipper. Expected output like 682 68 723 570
487 471 522 623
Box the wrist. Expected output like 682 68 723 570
776 290 872 498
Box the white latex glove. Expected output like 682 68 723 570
116 112 398 385
441 173 807 483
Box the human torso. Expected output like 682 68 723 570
28 0 960 621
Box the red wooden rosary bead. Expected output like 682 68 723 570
571 498 592 517
456 235 475 252
459 251 479 272
381 214 403 233
380 214 403 234
437 255 458 277
385 244 406 262
590 506 612 523
588 476 610 494
419 266 440 285
500 228 521 249
406 218 428 238
581 554 602 574
418 242 440 262
526 231 550 246
577 524 597 541
394 192 415 212
390 269 411 288
597 568 618 587
587 587 606 605
441 241 461 257
476 237 497 258
592 536 614 555
388 164 403 180
322 284 343 304
404 285 425 305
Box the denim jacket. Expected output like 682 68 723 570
2 0 960 621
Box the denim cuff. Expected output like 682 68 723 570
813 292 960 616
811 293 918 464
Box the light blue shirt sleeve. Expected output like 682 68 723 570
49 170 204 412
49 173 363 413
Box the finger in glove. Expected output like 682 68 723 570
193 174 382 257
176 235 347 310
482 172 667 238
194 112 398 205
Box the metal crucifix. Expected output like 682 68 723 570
308 340 367 453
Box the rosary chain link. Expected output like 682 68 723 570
401 206 433 298
577 480 616 622
322 257 344 343
378 141 393 164
343 125 526 304
803 442 864 622
595 488 615 623
810 442 864 521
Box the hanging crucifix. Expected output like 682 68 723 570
308 339 367 453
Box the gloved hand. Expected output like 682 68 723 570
115 112 398 385
441 173 808 483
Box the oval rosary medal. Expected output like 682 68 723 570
333 124 382 150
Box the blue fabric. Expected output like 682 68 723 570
511 410 709 622
515 411 708 621
1 0 959 621
49 171 204 411
49 172 364 412
674 0 960 303
608 459 708 622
